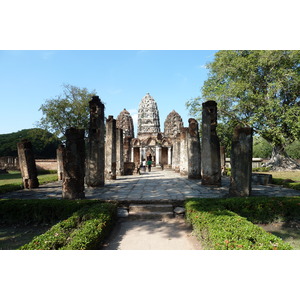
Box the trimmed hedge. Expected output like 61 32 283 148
185 198 294 250
0 199 102 225
19 203 117 250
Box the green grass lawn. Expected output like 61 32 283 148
254 170 300 190
0 171 58 194
268 171 300 182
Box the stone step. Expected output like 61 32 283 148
128 211 174 220
129 204 173 213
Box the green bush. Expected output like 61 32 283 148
185 198 294 250
0 199 102 225
19 203 117 250
252 167 271 172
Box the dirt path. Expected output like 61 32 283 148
102 218 202 250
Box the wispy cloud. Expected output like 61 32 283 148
196 64 207 69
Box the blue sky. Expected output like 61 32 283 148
0 50 217 135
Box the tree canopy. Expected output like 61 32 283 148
37 84 96 139
0 128 60 158
187 50 300 169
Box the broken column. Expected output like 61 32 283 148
220 146 226 175
62 128 85 199
123 136 132 162
201 101 221 186
172 133 181 172
187 118 201 179
17 139 39 189
116 128 124 176
86 96 105 187
229 126 253 197
105 115 117 180
180 127 189 176
57 144 65 180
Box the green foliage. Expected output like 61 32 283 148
185 197 300 250
252 167 271 172
187 50 300 156
0 128 60 158
286 140 300 159
37 83 96 139
0 198 100 225
19 203 117 250
253 136 272 158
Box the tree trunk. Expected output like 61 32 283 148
265 144 300 170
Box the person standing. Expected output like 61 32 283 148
147 159 152 172
142 159 146 172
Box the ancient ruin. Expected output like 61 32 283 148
229 126 253 197
17 139 39 189
105 116 117 180
116 109 134 163
201 100 221 186
187 118 201 179
62 128 85 199
56 144 64 180
164 110 183 138
116 128 124 176
86 96 105 187
179 127 189 176
116 109 134 139
129 93 180 168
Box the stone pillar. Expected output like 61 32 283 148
62 128 85 199
155 145 161 166
57 144 65 181
167 147 172 166
140 147 144 162
201 101 221 186
180 127 189 176
105 115 117 180
124 136 132 162
116 128 124 176
131 147 134 163
220 146 226 175
17 139 39 189
86 96 105 187
229 126 253 197
172 134 181 172
187 118 201 179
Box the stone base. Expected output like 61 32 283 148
252 173 272 185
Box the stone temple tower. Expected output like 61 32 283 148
164 110 183 138
116 108 134 138
137 93 160 138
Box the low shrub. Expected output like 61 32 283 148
218 197 300 224
0 199 103 225
252 167 271 172
185 199 294 250
19 203 117 250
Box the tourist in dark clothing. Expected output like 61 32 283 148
147 160 152 172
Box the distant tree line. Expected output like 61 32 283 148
0 128 60 158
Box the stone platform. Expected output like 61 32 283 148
1 169 300 201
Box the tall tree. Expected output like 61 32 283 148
187 50 300 170
37 84 96 139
